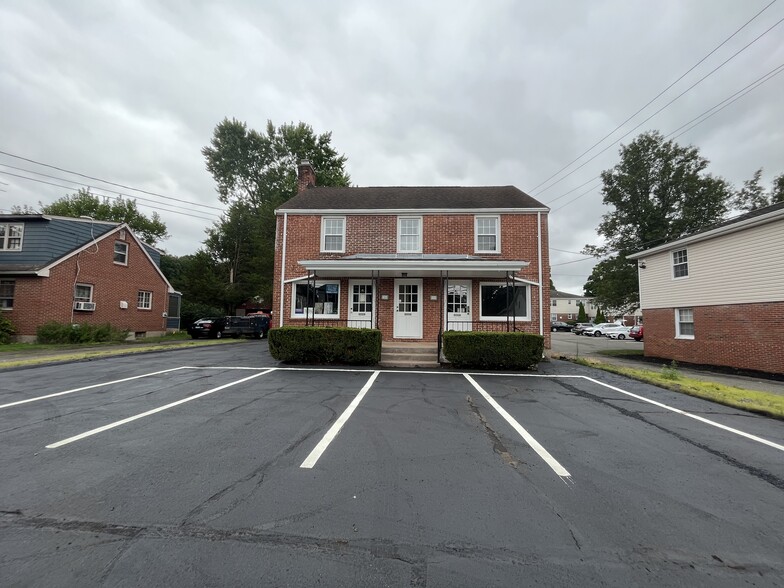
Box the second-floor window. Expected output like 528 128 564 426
114 241 128 265
398 217 422 253
672 249 688 278
137 291 152 310
0 223 24 251
475 215 499 253
321 217 345 252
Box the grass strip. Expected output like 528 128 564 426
566 356 784 420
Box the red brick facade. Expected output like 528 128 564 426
4 229 171 341
273 212 551 347
643 303 784 375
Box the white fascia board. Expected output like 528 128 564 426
628 208 784 259
299 259 529 272
276 207 549 215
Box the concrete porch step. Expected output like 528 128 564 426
380 342 439 368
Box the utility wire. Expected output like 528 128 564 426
0 149 223 211
533 6 783 196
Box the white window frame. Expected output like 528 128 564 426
397 216 422 253
74 283 94 302
474 215 500 254
675 308 694 339
114 241 129 265
478 282 531 322
551 314 557 322
672 248 688 279
0 279 14 309
291 280 341 319
137 290 152 310
320 216 346 253
0 223 24 251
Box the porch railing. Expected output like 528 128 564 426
298 318 373 329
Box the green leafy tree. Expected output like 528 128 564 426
583 131 731 314
577 301 588 322
202 118 350 307
40 189 169 245
732 169 784 211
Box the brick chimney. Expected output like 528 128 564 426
297 160 316 192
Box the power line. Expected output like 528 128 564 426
0 149 223 212
533 7 784 196
0 170 218 222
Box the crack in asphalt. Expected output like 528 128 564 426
466 395 524 470
555 379 784 491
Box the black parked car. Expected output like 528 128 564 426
187 317 227 339
551 321 573 332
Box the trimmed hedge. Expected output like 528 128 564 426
36 322 129 344
442 331 544 370
268 327 381 365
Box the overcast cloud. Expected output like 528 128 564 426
1 0 782 295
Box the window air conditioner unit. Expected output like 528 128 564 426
74 301 96 311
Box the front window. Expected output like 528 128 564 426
321 217 345 253
74 284 93 302
672 249 688 278
114 241 128 265
479 283 529 321
0 280 14 309
676 308 694 338
293 281 340 317
0 223 24 251
551 300 557 306
137 291 152 310
475 215 499 253
397 217 422 253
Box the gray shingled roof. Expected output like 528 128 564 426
278 185 547 211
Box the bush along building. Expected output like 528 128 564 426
0 214 180 341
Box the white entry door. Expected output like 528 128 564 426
394 279 423 338
348 280 374 328
446 280 472 331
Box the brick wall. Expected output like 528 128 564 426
4 232 170 340
643 302 784 375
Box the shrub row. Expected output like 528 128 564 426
0 315 14 344
36 322 129 344
442 331 544 370
268 327 381 365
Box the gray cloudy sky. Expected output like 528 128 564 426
2 1 783 294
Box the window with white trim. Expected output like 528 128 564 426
137 290 152 310
74 284 93 302
552 299 557 306
321 217 345 253
0 223 24 251
474 215 499 253
551 314 557 322
479 283 529 321
397 217 422 253
0 280 14 309
292 281 340 318
675 308 694 338
672 249 688 278
114 241 128 265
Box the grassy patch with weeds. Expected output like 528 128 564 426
596 349 645 358
569 356 784 420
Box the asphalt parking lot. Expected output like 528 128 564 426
1 342 783 587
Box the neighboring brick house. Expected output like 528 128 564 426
628 202 784 375
0 214 178 342
272 161 551 348
550 289 597 322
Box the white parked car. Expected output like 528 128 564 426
604 326 633 340
582 322 623 337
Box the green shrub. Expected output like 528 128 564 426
0 314 15 344
36 322 129 344
442 331 544 370
268 327 381 365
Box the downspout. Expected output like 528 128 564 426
278 213 288 327
537 211 543 336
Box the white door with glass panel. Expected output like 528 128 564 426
446 280 472 331
394 279 422 338
348 280 374 328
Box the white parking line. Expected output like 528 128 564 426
300 370 380 469
464 374 572 482
585 377 784 453
0 366 189 410
46 368 277 449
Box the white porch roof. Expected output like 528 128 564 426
297 254 530 278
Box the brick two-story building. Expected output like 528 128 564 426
272 162 551 349
0 214 178 341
